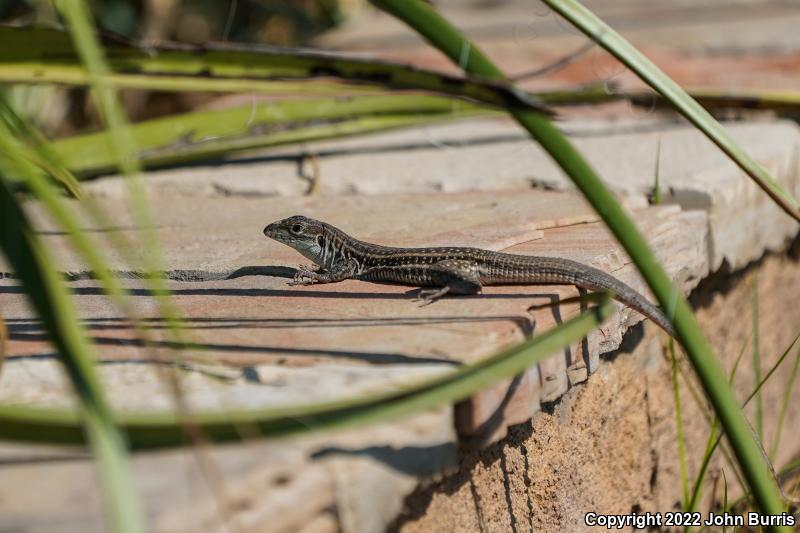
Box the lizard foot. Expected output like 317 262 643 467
414 286 450 306
288 264 320 286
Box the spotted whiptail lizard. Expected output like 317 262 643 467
264 215 675 336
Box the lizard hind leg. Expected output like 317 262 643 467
416 259 483 305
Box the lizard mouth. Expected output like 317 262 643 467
263 223 280 239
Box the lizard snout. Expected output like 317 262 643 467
263 223 278 238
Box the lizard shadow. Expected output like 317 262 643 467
6 330 459 367
4 265 588 370
312 442 458 477
7 315 536 332
1 283 579 302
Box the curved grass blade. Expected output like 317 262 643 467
0 296 614 448
49 85 611 178
770 335 800 459
0 94 227 374
728 457 800 514
0 96 230 382
0 312 6 375
751 276 763 442
0 97 82 197
368 0 789 526
721 471 729 533
540 0 800 223
629 88 800 115
669 339 690 508
50 94 488 176
0 26 548 113
687 332 800 516
0 178 143 533
685 334 749 520
55 0 200 379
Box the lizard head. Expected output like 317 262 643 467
263 215 326 263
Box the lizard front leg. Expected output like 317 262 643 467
288 258 357 286
416 259 483 305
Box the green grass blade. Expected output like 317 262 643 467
651 137 662 205
55 0 203 378
369 0 789 526
687 332 799 515
633 88 800 115
0 101 129 320
0 26 547 112
0 96 83 197
686 335 749 516
670 339 690 509
0 298 615 447
49 94 488 176
0 177 143 533
722 470 729 533
751 276 763 443
40 82 793 181
0 95 223 375
540 0 800 223
729 457 800 515
743 332 800 414
770 335 800 459
47 84 610 178
0 312 6 374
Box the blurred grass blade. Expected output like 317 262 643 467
751 276 763 443
0 25 548 112
0 93 219 372
686 335 749 516
0 97 82 197
721 471 729 533
0 297 614 447
729 458 800 514
669 339 689 508
651 137 662 205
770 335 800 458
55 14 252 524
687 332 798 515
50 94 488 176
540 0 800 223
369 0 789 526
630 89 800 115
0 177 143 533
744 332 800 412
55 0 201 380
0 312 6 375
48 85 610 178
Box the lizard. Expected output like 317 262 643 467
263 215 676 337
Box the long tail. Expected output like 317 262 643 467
572 266 676 338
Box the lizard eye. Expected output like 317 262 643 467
290 224 303 234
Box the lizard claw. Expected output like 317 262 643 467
287 278 317 286
414 287 449 306
289 265 320 286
